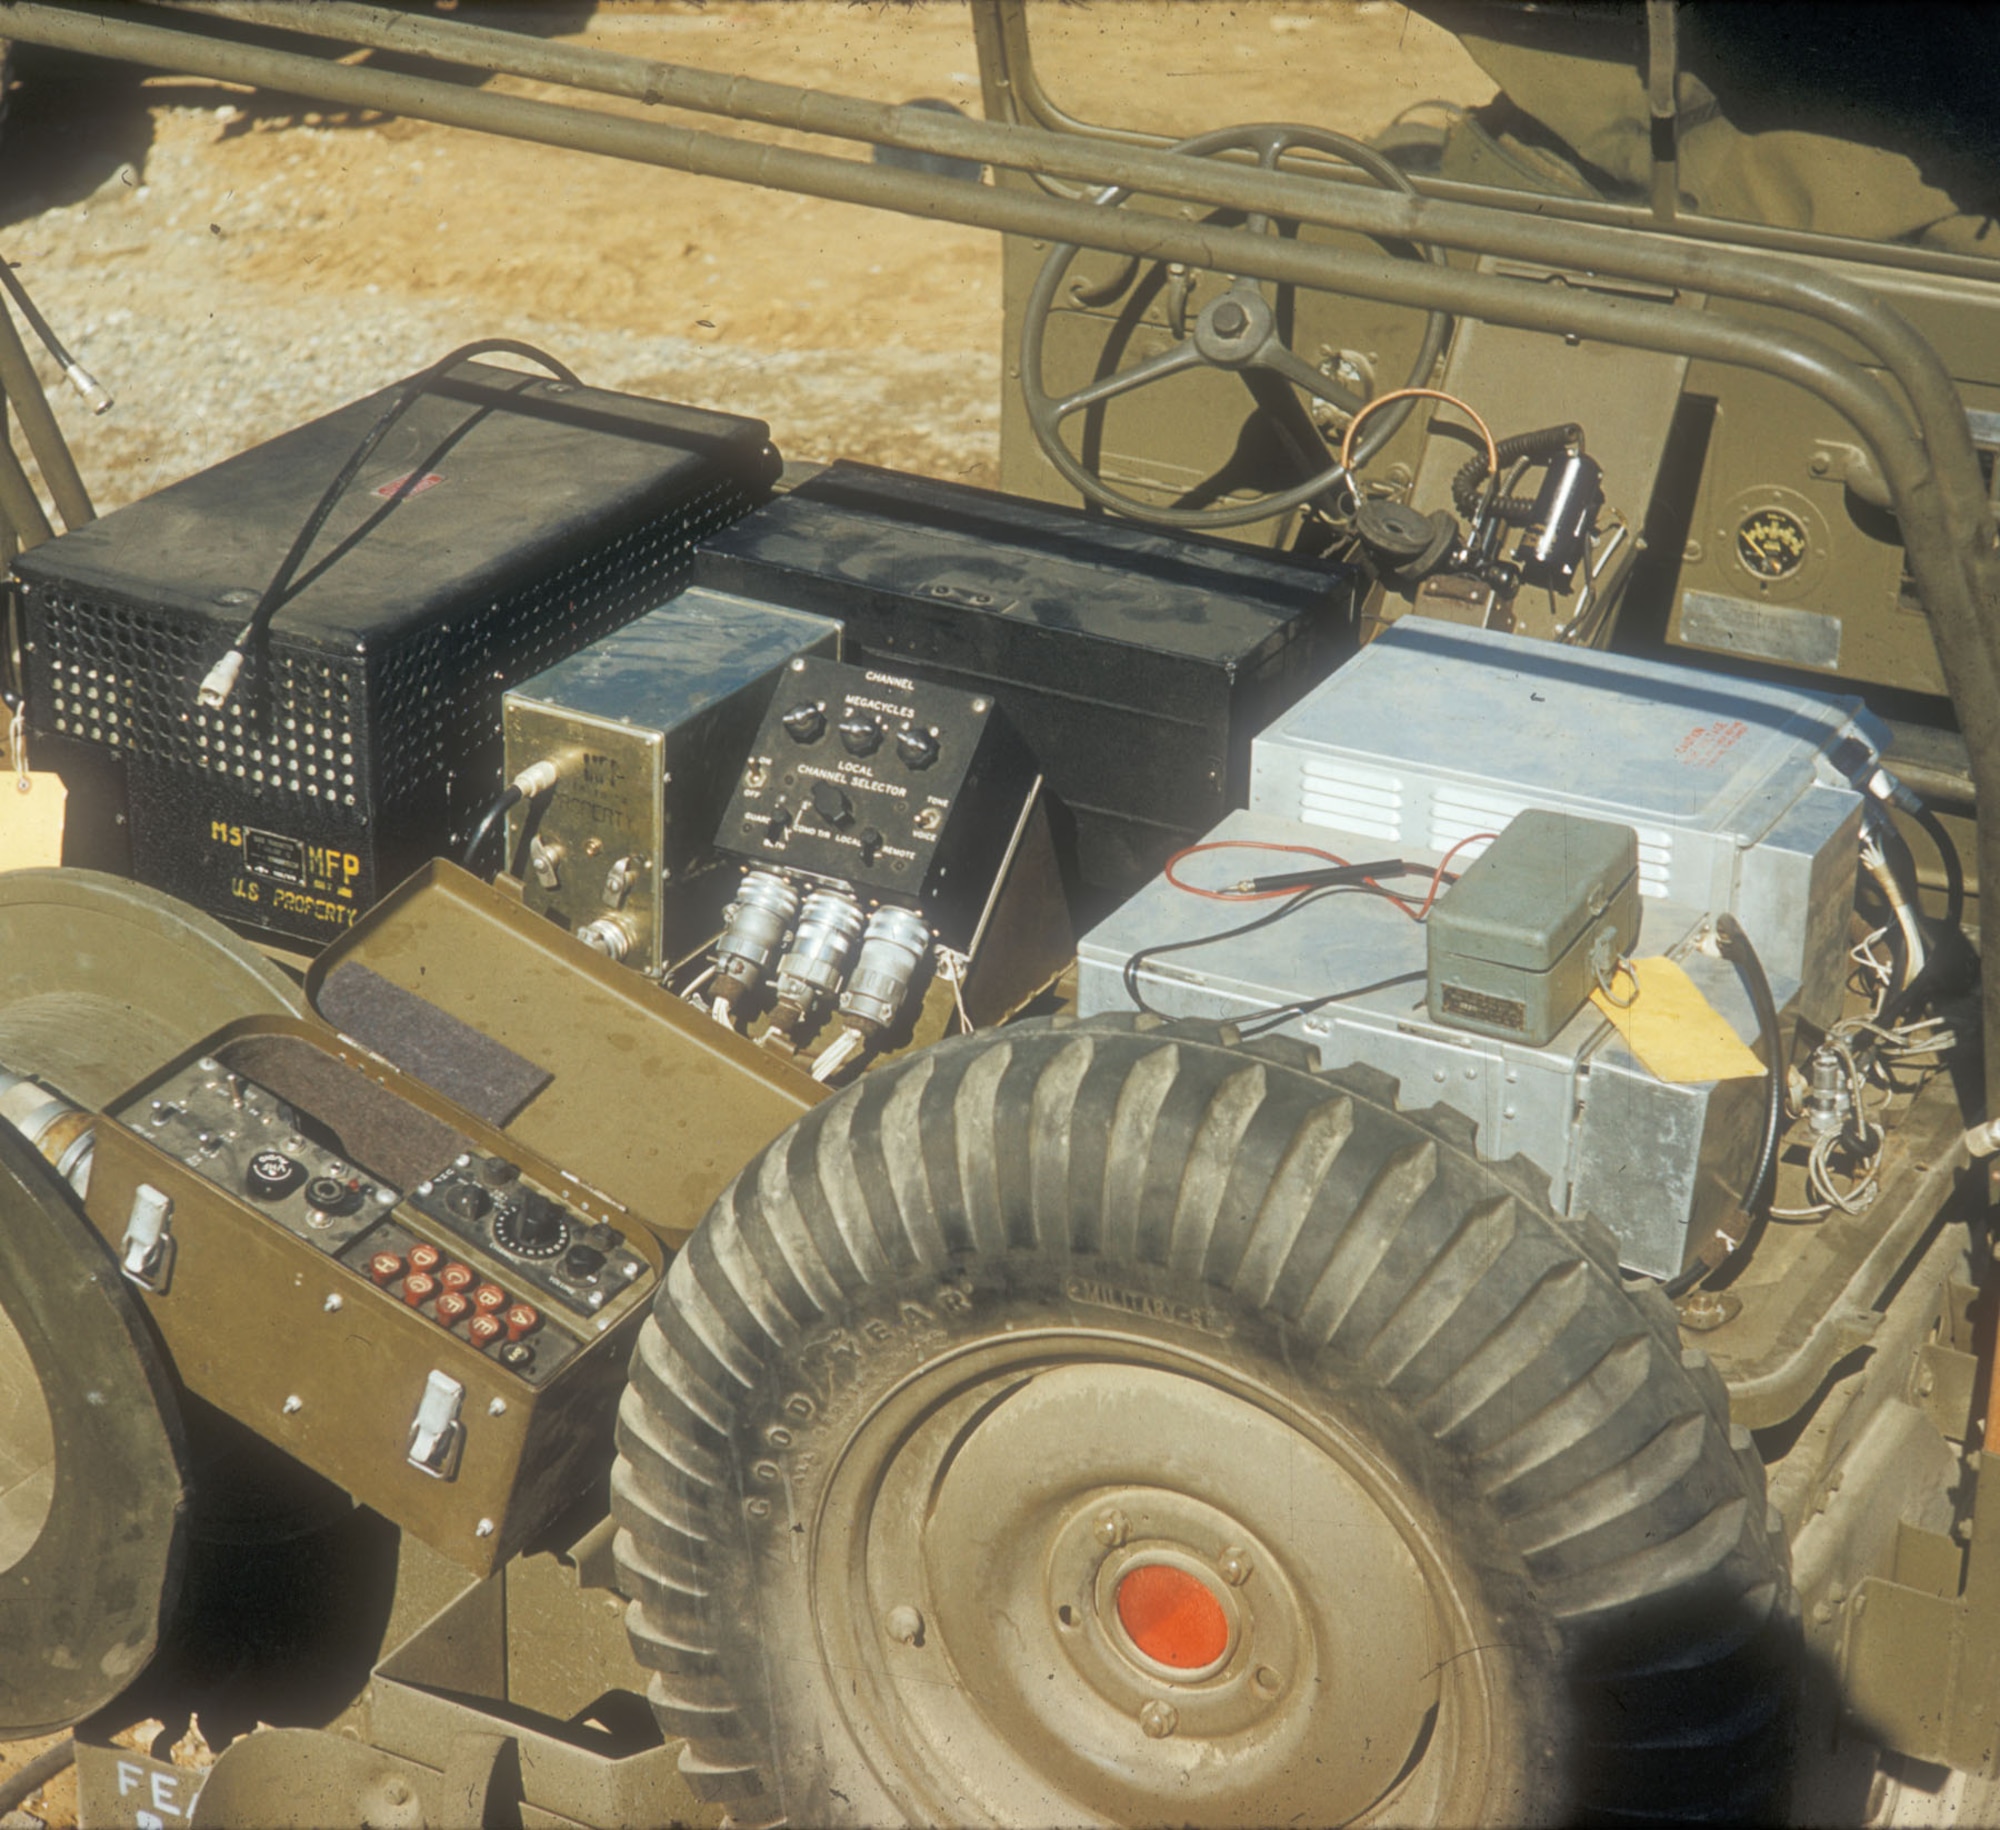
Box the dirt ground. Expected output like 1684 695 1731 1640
3 1 1488 510
0 4 1492 1822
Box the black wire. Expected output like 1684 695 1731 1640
1237 968 1429 1038
1675 912 1785 1298
1451 422 1582 521
0 256 78 371
1913 800 1967 935
1659 1255 1708 1301
461 784 522 873
1121 883 1429 1031
223 338 581 665
1879 801 1975 1025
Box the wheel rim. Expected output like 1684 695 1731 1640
804 1327 1520 1827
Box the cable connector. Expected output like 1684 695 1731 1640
1830 735 1925 815
509 757 562 799
197 648 245 711
810 1027 869 1083
1864 764 1924 816
62 361 112 416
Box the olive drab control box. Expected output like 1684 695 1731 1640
64 863 821 1578
1426 809 1641 1046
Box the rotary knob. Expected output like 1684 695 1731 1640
781 702 827 744
303 1175 361 1218
810 779 857 830
492 1191 570 1258
244 1150 306 1201
444 1180 492 1223
838 713 883 756
895 726 940 770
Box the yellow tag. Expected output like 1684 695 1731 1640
0 773 67 870
1589 955 1766 1083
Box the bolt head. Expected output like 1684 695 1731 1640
886 1604 924 1646
1093 1508 1130 1549
322 1293 343 1313
1139 1700 1178 1739
1217 1546 1252 1587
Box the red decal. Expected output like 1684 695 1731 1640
1674 719 1748 768
372 470 444 500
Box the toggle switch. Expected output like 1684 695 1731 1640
406 1369 465 1479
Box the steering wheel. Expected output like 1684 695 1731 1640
1020 123 1450 532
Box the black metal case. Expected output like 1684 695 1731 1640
18 360 780 947
693 462 1350 901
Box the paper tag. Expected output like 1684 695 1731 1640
1589 955 1766 1083
0 772 67 869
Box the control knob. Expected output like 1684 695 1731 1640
810 779 857 830
781 702 826 744
896 726 940 770
303 1175 361 1218
492 1190 570 1258
245 1150 306 1201
838 713 884 756
444 1181 492 1223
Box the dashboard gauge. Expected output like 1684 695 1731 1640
1735 506 1810 580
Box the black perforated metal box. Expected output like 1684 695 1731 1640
17 360 779 947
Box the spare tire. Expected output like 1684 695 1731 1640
612 1018 1795 1826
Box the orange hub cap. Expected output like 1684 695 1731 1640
1115 1563 1230 1670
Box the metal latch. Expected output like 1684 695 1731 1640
120 1184 175 1292
406 1369 466 1480
528 834 563 891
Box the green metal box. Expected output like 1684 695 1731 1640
1427 810 1640 1047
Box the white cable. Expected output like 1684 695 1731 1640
1859 810 1927 990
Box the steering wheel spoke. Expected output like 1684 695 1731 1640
1051 338 1204 421
1251 341 1368 416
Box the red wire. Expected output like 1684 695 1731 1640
1164 839 1351 902
1164 831 1499 921
1415 831 1498 919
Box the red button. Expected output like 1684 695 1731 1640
369 1252 404 1286
504 1302 541 1343
402 1272 437 1308
472 1283 507 1314
408 1242 442 1274
435 1291 471 1326
439 1262 475 1293
468 1314 503 1348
